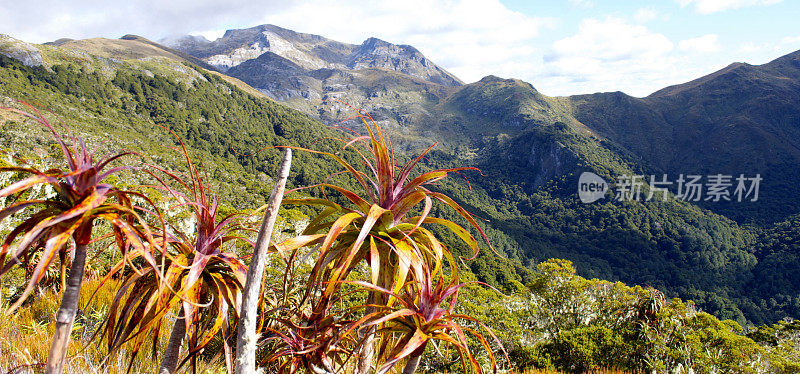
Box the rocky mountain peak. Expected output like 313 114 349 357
357 37 410 52
165 24 462 86
348 37 460 86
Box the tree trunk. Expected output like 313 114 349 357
402 353 423 374
44 243 88 374
401 342 427 374
355 293 376 374
236 149 292 374
159 307 188 374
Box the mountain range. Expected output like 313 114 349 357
2 25 800 325
159 25 800 224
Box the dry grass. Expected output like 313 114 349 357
434 369 630 374
518 369 631 374
0 278 227 374
0 279 632 374
58 38 184 61
54 37 272 102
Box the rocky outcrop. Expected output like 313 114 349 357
0 35 43 67
494 129 578 192
160 25 464 143
348 37 461 86
526 139 575 189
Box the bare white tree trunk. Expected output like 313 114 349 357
44 243 88 374
236 149 292 374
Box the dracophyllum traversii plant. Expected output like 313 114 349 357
265 109 502 373
348 241 507 374
257 247 359 374
100 130 251 374
0 102 160 374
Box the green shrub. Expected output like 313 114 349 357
542 325 630 372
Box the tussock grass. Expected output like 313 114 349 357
0 278 227 373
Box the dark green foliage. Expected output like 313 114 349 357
541 325 629 373
741 214 800 324
507 345 552 372
568 53 800 225
419 137 765 324
454 259 800 374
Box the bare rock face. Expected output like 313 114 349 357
527 139 574 189
163 25 461 87
161 25 350 72
348 37 461 86
0 35 43 67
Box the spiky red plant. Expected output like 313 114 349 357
348 246 507 374
259 286 357 374
267 108 496 373
100 130 251 374
0 102 160 373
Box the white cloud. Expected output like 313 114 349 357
676 0 782 14
0 0 293 43
547 18 673 62
738 41 767 54
738 36 800 54
780 35 800 46
633 7 659 23
678 34 721 53
196 29 226 42
536 17 722 96
735 36 800 63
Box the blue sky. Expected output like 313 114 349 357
491 0 800 95
2 0 798 96
505 0 798 59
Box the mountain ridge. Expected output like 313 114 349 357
570 49 800 223
28 27 800 224
3 29 800 324
169 25 800 225
162 24 462 87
